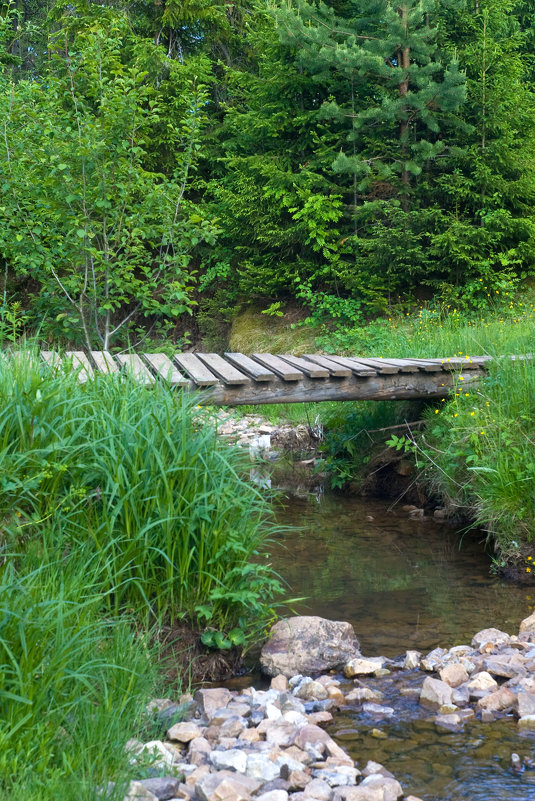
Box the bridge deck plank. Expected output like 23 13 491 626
321 354 377 377
197 353 251 385
173 353 220 385
65 351 93 382
224 353 276 381
90 351 120 374
278 354 330 378
116 354 154 384
251 353 304 381
348 357 406 374
143 353 190 386
302 354 352 377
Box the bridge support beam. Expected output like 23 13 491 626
199 368 484 406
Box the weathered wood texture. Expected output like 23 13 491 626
20 350 506 405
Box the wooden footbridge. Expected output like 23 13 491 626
34 350 500 406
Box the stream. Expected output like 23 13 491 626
268 491 535 801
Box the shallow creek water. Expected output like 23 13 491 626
267 492 535 801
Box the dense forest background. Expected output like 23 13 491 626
1 0 534 350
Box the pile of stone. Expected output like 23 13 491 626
120 617 416 801
116 611 535 801
213 412 320 457
122 679 414 801
402 611 535 732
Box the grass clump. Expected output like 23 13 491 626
0 352 283 795
422 356 535 560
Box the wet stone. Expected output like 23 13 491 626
344 658 384 678
439 663 469 688
419 677 453 710
345 688 383 704
403 651 421 670
361 703 394 718
517 691 535 717
465 671 498 698
476 687 516 713
518 715 535 731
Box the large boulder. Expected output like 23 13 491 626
260 616 360 678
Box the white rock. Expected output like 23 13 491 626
344 658 384 678
312 766 361 787
294 680 329 701
123 782 159 801
266 702 283 720
465 671 498 696
137 741 177 767
519 612 535 635
359 775 403 801
260 617 360 678
303 779 332 800
403 651 421 670
283 710 309 727
167 722 203 743
210 749 248 773
471 628 510 650
246 753 281 782
419 677 453 710
256 792 289 801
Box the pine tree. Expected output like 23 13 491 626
276 0 467 214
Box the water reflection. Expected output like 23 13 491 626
272 493 532 658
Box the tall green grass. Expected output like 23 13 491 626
0 352 283 795
0 353 282 629
423 355 535 558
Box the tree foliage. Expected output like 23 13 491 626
1 0 535 342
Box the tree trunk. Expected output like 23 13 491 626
398 3 411 211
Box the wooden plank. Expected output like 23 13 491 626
357 357 421 373
347 357 405 374
116 353 155 384
250 353 304 381
393 358 443 373
41 350 62 369
278 354 330 379
173 353 220 386
323 355 377 377
143 353 190 387
91 351 119 374
302 354 352 377
224 352 276 382
65 351 93 382
197 353 251 385
427 356 491 370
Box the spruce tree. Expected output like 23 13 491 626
276 0 467 214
